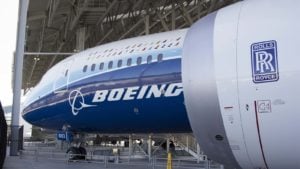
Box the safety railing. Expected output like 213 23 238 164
19 149 224 169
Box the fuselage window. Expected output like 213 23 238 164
99 62 104 70
117 60 122 68
137 57 142 65
127 58 132 66
157 54 163 62
91 64 96 71
147 55 152 64
168 43 173 47
108 61 113 69
83 65 88 72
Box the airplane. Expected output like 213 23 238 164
22 0 300 168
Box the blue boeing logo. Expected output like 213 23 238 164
68 83 183 116
251 40 279 83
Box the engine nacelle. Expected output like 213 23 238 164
182 0 300 168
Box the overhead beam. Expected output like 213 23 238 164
47 42 65 69
47 6 73 69
69 0 89 31
138 1 192 35
144 15 149 35
47 0 60 27
180 3 193 26
159 3 207 32
27 11 46 22
207 0 218 14
81 7 106 12
138 0 205 35
27 57 40 90
76 27 86 51
132 0 144 11
27 18 47 84
96 28 113 45
95 0 143 44
96 0 118 26
157 11 170 31
24 52 74 56
118 17 144 40
27 14 46 22
171 2 176 30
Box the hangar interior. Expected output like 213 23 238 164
23 0 238 90
19 0 238 165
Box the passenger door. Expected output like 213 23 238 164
53 59 73 93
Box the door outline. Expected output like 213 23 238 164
53 59 74 93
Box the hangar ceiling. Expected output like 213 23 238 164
23 0 239 91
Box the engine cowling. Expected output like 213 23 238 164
182 0 300 169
